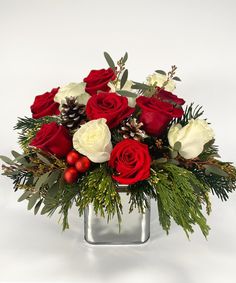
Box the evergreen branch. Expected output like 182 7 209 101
175 103 204 126
128 180 157 214
151 163 210 238
192 161 236 201
76 164 123 225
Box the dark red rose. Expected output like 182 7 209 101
136 95 184 136
83 68 116 96
86 92 134 128
30 122 72 158
155 88 185 106
109 139 151 184
30 87 60 119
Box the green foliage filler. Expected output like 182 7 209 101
150 163 210 238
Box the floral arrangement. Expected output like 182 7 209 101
1 52 236 238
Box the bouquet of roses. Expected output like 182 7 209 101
1 52 236 237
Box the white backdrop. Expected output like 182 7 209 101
0 0 236 282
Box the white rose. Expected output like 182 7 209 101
54 82 90 108
168 119 215 159
108 80 136 107
73 118 112 163
146 73 176 92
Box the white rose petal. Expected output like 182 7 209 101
146 73 176 92
108 80 137 107
73 118 112 163
54 82 90 108
168 119 215 159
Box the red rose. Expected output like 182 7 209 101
30 122 72 158
83 68 116 96
155 88 185 106
86 92 134 128
109 139 151 184
136 95 184 136
30 88 60 119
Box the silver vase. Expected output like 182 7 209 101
84 185 150 245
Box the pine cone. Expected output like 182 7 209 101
60 96 87 130
119 118 146 141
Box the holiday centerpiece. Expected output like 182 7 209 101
1 52 236 244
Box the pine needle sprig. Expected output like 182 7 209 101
128 180 157 214
76 164 123 225
151 163 210 238
175 103 204 126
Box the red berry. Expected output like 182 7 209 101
66 150 80 165
75 156 91 173
64 167 78 184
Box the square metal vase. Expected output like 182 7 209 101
84 190 150 245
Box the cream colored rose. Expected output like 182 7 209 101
54 82 90 107
146 73 176 92
73 118 112 163
168 119 215 159
108 80 136 107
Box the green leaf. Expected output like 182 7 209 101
122 52 128 63
203 139 215 151
203 165 229 177
168 159 180 165
170 150 178 159
35 172 51 190
131 82 150 90
41 205 52 215
104 52 116 70
28 191 40 210
36 153 51 165
14 155 29 166
155 70 166 75
11 150 21 159
0 155 14 165
154 158 168 164
47 170 61 187
172 76 181 81
34 199 43 215
173 141 181 151
116 90 137 98
120 69 128 89
46 182 60 197
18 190 32 202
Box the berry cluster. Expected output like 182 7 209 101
64 150 91 184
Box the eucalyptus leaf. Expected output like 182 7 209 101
28 191 40 210
47 170 61 188
116 90 137 98
173 141 182 152
104 52 116 70
170 150 178 159
172 76 181 81
0 155 14 165
14 156 29 166
122 52 128 63
34 199 43 215
41 205 52 215
120 69 128 89
155 70 166 75
203 165 229 177
35 172 50 190
155 158 168 164
18 190 32 202
36 153 51 165
46 182 60 197
131 82 149 90
168 159 180 165
11 150 21 159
